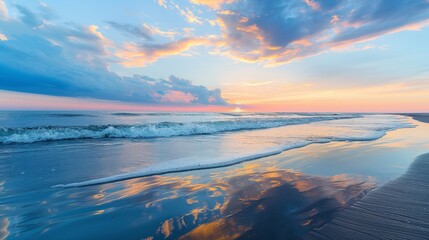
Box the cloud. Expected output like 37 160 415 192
15 4 46 27
110 1 429 68
157 1 213 25
144 23 179 38
106 21 154 41
0 37 226 104
0 4 227 106
212 0 429 65
0 0 7 20
107 21 207 66
173 3 204 24
332 0 429 43
0 33 6 41
244 81 272 87
189 0 236 9
107 21 178 41
116 37 212 67
303 0 321 10
153 75 225 104
156 0 167 8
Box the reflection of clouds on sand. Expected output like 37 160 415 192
71 163 374 239
181 170 374 239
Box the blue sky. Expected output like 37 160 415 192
0 0 428 111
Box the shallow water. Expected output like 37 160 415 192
0 112 428 239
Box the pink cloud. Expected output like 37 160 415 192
157 91 196 104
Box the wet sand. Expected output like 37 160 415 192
305 152 429 240
401 113 429 124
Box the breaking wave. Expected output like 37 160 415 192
0 114 361 144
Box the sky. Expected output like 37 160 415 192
0 0 428 112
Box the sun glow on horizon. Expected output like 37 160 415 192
232 107 244 113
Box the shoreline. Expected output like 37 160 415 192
54 134 401 188
400 113 429 123
305 152 429 239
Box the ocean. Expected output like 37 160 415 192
0 111 427 239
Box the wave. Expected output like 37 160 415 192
47 113 94 117
111 112 216 116
52 123 406 188
0 114 361 144
111 112 143 116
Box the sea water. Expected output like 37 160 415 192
0 111 425 239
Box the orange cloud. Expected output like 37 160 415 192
292 39 312 46
116 38 212 67
158 91 196 104
143 23 178 38
156 0 167 8
189 0 236 9
207 0 429 67
171 3 204 24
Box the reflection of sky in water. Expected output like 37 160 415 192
275 119 429 183
1 164 375 239
0 118 428 239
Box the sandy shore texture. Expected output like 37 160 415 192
402 113 429 124
304 152 429 240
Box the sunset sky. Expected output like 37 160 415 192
0 0 428 112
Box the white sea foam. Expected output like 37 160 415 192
53 142 311 188
54 115 415 188
0 114 360 144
